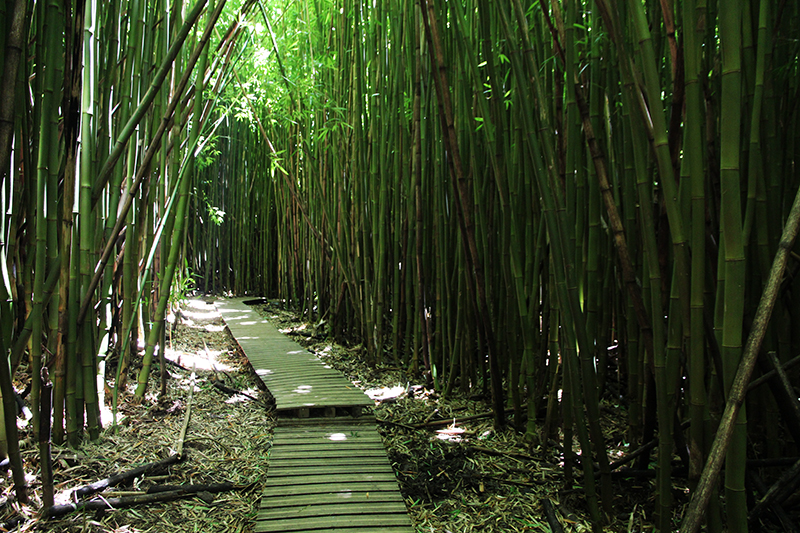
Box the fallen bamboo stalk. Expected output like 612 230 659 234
467 445 535 461
209 378 261 403
542 499 565 533
71 454 182 500
46 483 244 518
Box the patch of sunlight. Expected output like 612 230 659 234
287 350 304 355
224 313 250 320
241 320 258 326
293 385 313 394
100 400 115 427
225 387 259 404
436 425 466 443
366 384 407 401
204 324 225 332
327 432 348 441
164 346 232 372
256 368 274 376
180 308 217 321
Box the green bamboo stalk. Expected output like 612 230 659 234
682 0 707 492
717 3 747 530
79 0 102 441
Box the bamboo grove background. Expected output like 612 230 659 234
1 0 800 529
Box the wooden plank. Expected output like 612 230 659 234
278 415 377 427
267 464 393 476
259 491 405 508
256 526 412 533
264 472 398 487
270 457 390 467
270 444 388 457
260 372 356 382
271 449 388 461
260 481 402 497
255 514 412 532
273 438 385 449
263 380 363 390
258 501 408 520
275 429 383 444
274 424 378 434
259 371 345 380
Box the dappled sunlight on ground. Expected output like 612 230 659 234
366 384 407 401
163 345 231 372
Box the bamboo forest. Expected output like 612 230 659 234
1 0 800 530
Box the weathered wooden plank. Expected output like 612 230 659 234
259 491 405 508
270 453 389 462
275 439 385 448
271 450 389 462
270 444 388 457
258 370 344 379
260 481 402 497
256 526 412 533
273 396 372 408
264 472 398 487
255 513 413 532
268 464 392 474
278 415 377 427
275 434 385 444
275 425 381 435
263 382 364 393
259 501 409 521
267 464 394 477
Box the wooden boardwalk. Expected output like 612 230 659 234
256 422 413 533
217 298 413 533
217 298 372 418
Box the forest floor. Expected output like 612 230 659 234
12 298 661 532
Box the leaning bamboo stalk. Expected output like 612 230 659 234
572 83 655 365
680 156 800 533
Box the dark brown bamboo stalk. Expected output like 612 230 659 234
0 0 26 185
419 0 504 429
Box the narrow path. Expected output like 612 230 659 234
217 298 413 533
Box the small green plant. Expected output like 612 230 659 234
170 261 196 308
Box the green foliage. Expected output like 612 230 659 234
169 262 196 309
